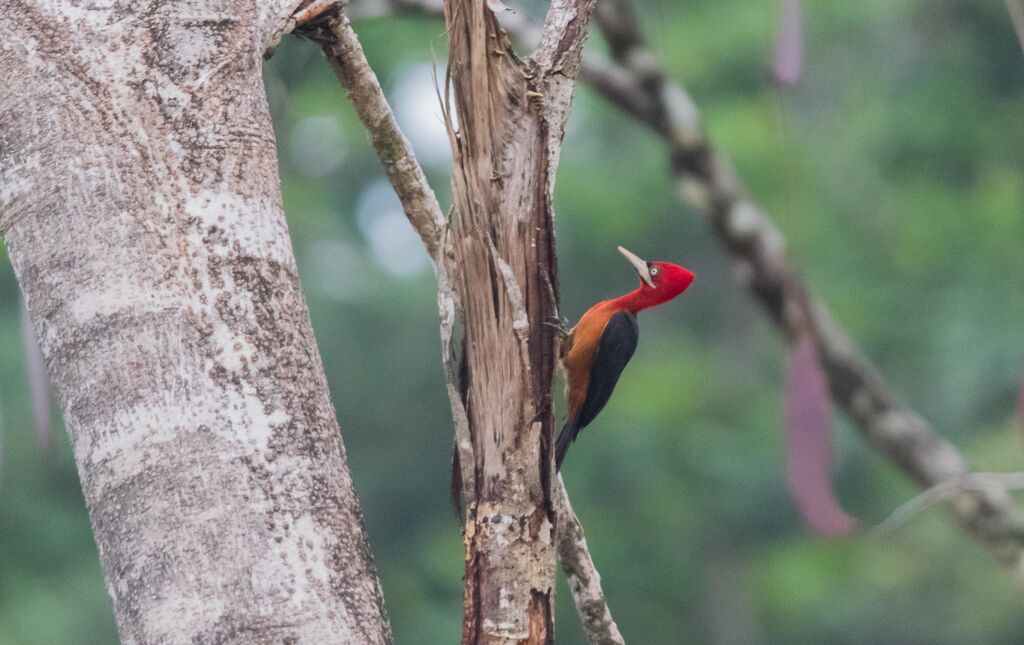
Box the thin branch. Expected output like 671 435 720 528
873 472 1024 540
301 6 445 259
294 0 339 24
555 475 626 645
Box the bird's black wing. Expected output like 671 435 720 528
556 311 639 468
578 311 639 428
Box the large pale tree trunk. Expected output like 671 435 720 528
0 2 391 642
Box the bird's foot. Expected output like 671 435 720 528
542 318 570 340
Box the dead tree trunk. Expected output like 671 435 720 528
296 4 622 640
441 1 596 642
0 2 391 642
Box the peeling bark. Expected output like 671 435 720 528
0 2 391 642
440 0 596 642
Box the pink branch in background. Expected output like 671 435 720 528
772 0 803 89
785 335 857 537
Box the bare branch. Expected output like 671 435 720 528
261 0 310 55
532 0 595 77
294 0 340 24
555 476 626 645
301 6 445 259
873 472 1024 540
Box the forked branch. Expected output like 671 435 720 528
298 2 624 640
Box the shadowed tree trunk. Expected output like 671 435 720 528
0 1 391 642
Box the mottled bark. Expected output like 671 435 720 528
0 2 391 642
440 0 596 642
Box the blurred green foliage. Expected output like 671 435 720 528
2 0 1023 643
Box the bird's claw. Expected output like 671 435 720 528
542 318 570 340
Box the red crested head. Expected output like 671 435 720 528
647 261 696 300
613 246 695 312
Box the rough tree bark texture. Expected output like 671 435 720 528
0 2 391 642
440 0 595 642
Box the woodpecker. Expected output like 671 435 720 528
556 246 695 469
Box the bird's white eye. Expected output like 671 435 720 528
649 266 659 276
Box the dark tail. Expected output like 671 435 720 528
555 417 579 471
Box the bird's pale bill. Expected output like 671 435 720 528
617 246 655 288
